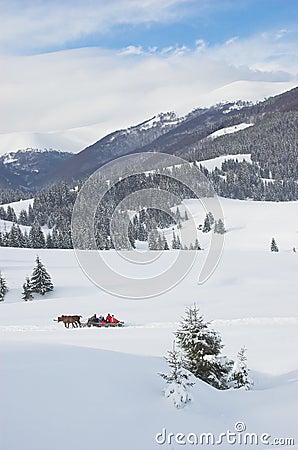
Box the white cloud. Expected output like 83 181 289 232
120 45 144 55
207 30 298 74
195 39 207 51
224 37 238 45
0 0 194 55
0 29 297 155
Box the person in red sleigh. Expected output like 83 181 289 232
106 313 119 324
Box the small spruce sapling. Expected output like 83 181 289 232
0 271 8 301
202 214 211 233
270 237 279 252
228 347 253 390
22 277 34 301
214 219 226 234
159 342 194 409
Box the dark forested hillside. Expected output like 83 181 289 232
0 149 72 190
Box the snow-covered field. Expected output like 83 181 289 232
0 197 297 450
198 154 252 172
207 123 254 139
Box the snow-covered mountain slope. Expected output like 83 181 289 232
0 87 297 192
41 111 183 186
0 197 297 450
207 123 254 139
1 198 33 215
0 148 72 189
0 125 108 156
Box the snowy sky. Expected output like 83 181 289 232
0 0 297 145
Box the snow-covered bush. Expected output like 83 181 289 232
164 381 192 409
159 342 194 409
228 346 253 390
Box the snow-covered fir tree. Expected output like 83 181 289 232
30 256 54 295
0 271 8 301
157 233 164 250
193 238 201 250
228 347 253 390
171 231 182 249
202 214 211 233
18 209 29 226
214 218 226 234
171 231 177 249
175 207 181 222
270 237 279 252
29 222 46 248
207 211 215 226
175 304 233 390
159 342 194 409
162 235 169 250
148 229 159 250
6 205 17 222
22 277 34 301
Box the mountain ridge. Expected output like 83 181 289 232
0 86 297 191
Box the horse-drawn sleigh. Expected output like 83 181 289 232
54 314 124 328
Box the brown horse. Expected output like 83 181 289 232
57 315 82 328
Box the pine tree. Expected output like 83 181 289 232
30 256 54 295
214 218 226 234
18 209 28 226
270 237 279 252
202 214 211 233
7 223 21 247
171 231 178 249
175 207 181 222
176 234 182 249
193 238 201 250
175 304 232 389
6 205 17 222
22 277 33 301
159 342 194 409
128 221 136 249
157 233 164 250
0 271 8 301
148 229 158 250
46 232 54 249
162 235 169 250
228 347 253 390
207 211 215 226
29 222 46 248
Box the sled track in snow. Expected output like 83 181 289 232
213 317 298 326
131 317 298 329
0 317 297 333
0 325 59 333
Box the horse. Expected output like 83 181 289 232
57 315 82 328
